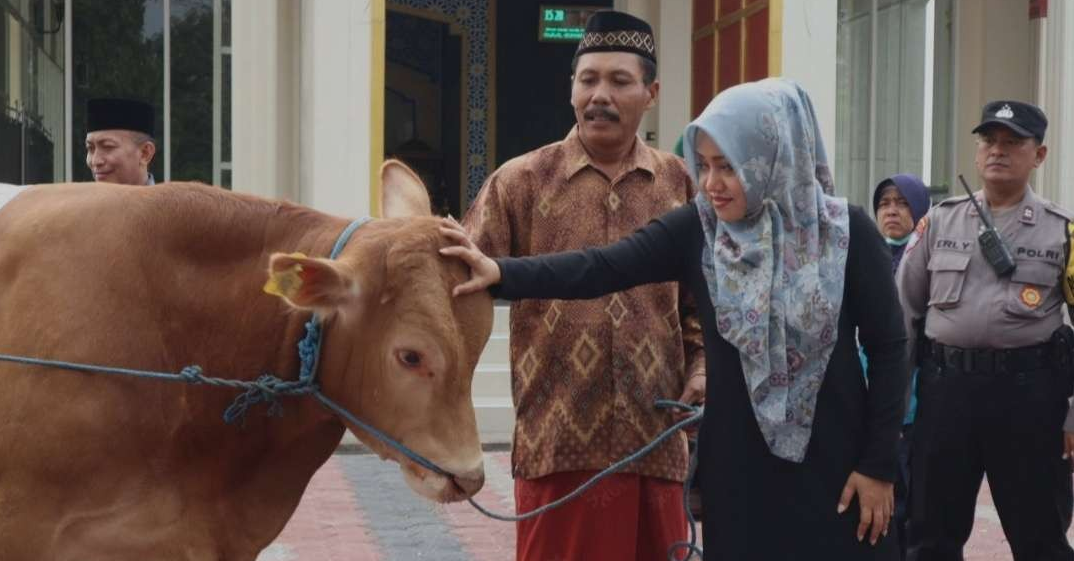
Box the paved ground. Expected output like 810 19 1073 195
261 451 1068 560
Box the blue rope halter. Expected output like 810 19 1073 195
220 217 372 423
223 217 370 420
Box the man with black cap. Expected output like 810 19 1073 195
897 100 1074 560
85 98 157 185
463 9 704 561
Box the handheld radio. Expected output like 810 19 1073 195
958 174 1017 277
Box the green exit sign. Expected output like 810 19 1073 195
538 5 604 43
544 8 566 22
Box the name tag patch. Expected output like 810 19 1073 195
934 239 973 252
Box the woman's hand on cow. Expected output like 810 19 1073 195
439 218 501 297
837 470 894 546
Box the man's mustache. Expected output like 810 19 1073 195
584 107 620 122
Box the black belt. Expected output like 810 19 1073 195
928 340 1054 376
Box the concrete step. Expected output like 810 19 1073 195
492 304 510 335
474 396 515 444
478 333 510 366
472 364 511 398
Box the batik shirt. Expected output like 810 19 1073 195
464 127 705 482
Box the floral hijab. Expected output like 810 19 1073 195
684 78 851 462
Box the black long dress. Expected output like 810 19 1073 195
493 202 907 560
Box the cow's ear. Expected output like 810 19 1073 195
380 159 432 218
264 252 358 310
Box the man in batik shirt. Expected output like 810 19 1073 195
463 10 705 561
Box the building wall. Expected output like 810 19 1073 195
496 0 612 166
616 0 660 146
299 0 378 218
1036 0 1074 210
657 0 691 152
227 0 1072 221
781 0 1069 207
232 0 379 218
954 0 1035 189
231 0 300 202
780 0 838 176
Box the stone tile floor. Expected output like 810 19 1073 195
260 451 1066 560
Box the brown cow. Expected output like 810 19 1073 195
0 161 492 560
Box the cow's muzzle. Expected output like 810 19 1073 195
449 467 485 498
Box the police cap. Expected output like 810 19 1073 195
971 100 1047 143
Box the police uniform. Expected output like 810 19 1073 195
897 101 1074 561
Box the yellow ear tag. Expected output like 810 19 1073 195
263 253 308 299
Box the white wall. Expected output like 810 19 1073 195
779 0 839 172
299 0 376 218
953 0 1034 186
616 0 661 147
1035 2 1074 209
230 0 301 202
657 0 691 153
231 0 377 219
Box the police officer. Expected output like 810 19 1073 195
897 100 1074 561
85 98 157 185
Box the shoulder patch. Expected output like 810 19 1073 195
1045 203 1074 223
905 215 929 254
937 194 971 207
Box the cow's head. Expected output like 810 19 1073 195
265 160 492 503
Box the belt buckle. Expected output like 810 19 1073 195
998 349 1018 375
946 347 965 373
978 350 995 375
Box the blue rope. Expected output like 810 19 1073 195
670 438 704 561
329 218 373 259
229 217 372 422
465 399 704 561
297 318 322 384
298 217 373 386
0 353 317 411
312 391 451 476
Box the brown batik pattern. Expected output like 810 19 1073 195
464 127 705 482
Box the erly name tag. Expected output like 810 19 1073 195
934 238 974 252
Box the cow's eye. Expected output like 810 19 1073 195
397 350 422 368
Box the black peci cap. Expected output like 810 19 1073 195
87 98 155 137
574 10 656 66
971 100 1047 142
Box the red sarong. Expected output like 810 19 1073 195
515 470 687 561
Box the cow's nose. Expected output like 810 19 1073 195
451 467 485 497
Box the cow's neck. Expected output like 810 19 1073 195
154 195 354 544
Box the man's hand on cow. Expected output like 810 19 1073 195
439 218 502 296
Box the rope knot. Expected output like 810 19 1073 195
222 374 317 425
179 365 204 383
224 374 285 425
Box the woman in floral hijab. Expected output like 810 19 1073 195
443 78 908 560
